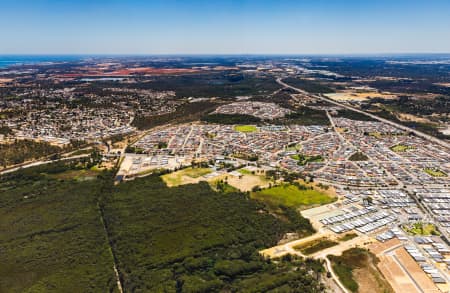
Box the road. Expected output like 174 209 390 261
276 78 450 150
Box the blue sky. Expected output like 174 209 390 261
1 0 450 54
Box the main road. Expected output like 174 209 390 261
277 78 450 150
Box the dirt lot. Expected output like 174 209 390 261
368 238 401 255
226 173 270 192
353 258 394 293
325 91 396 101
375 246 440 293
395 248 440 292
377 254 419 293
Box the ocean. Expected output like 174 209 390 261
0 55 86 68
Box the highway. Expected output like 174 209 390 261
276 78 450 150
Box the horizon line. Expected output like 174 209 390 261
1 52 450 57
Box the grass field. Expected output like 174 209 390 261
211 180 240 193
294 238 338 255
47 168 100 181
390 144 414 152
234 125 258 133
161 167 212 187
403 222 440 236
252 183 334 208
290 154 323 166
424 168 447 177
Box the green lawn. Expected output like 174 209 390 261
238 168 253 175
403 222 440 236
234 125 258 133
252 184 334 208
424 168 447 177
390 144 414 152
290 154 323 166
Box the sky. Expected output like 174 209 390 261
1 0 450 55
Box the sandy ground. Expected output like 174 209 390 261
226 173 270 192
377 253 420 293
325 91 396 101
440 125 450 135
368 238 401 255
397 113 435 124
353 263 394 293
434 83 450 88
395 248 441 292
117 154 187 178
373 244 440 293
0 78 13 86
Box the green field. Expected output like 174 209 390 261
403 222 440 236
252 183 334 208
390 144 414 152
294 238 338 255
48 168 100 181
161 167 212 186
424 168 447 177
234 125 258 133
238 168 253 175
290 154 324 166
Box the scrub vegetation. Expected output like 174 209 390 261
1 160 324 292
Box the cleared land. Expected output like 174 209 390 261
328 248 394 293
377 247 439 293
251 183 334 208
325 91 396 101
234 125 258 133
161 167 212 187
226 172 270 192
